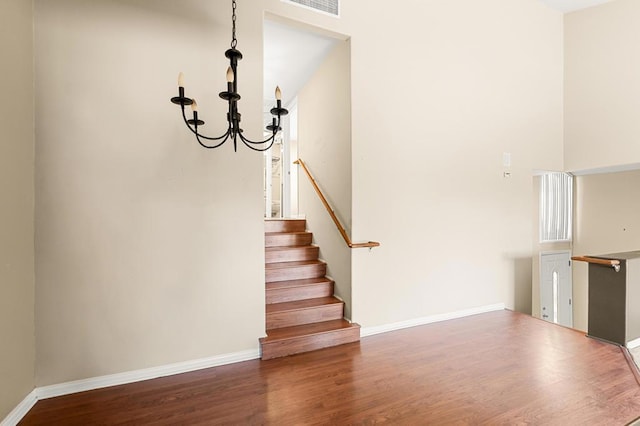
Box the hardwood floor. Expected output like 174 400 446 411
20 311 640 425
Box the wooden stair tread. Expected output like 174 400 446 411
265 245 317 253
265 245 319 263
264 219 306 233
266 277 333 290
266 296 342 314
265 231 314 248
265 260 326 270
266 278 334 305
263 319 359 341
265 231 310 237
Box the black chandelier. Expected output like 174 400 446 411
170 0 288 152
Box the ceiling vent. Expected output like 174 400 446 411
283 0 339 17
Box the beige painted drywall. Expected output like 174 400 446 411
565 0 640 172
264 0 564 326
297 40 352 318
349 0 563 326
34 0 265 386
0 0 36 418
572 170 640 332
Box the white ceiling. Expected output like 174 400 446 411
538 0 612 12
263 20 337 115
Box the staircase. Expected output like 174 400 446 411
260 219 361 360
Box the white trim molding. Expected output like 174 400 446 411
37 349 260 400
360 303 506 338
627 337 640 350
0 390 37 426
1 349 260 426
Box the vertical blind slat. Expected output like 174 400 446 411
540 172 572 242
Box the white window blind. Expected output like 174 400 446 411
283 0 339 16
540 172 573 242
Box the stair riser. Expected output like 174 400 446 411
265 220 306 233
265 233 313 248
266 282 334 304
267 304 344 329
265 247 319 264
266 264 326 283
260 327 361 360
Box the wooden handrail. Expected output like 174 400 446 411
294 158 380 249
572 256 621 272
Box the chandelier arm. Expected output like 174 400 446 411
195 129 231 149
237 115 281 145
238 130 276 145
239 135 276 152
180 104 232 141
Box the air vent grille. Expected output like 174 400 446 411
284 0 339 16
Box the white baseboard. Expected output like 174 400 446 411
1 348 260 426
0 390 37 426
37 348 260 400
360 303 506 337
627 337 640 350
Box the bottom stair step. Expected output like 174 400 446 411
260 319 361 360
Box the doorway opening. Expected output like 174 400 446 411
263 18 337 219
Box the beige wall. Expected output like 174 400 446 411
297 41 352 318
565 0 640 172
265 0 564 326
572 170 640 332
34 0 265 386
349 0 563 326
0 0 36 418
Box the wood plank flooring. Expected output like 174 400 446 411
20 311 640 425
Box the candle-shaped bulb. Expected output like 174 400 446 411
275 86 282 101
226 67 234 83
178 72 185 87
191 99 198 112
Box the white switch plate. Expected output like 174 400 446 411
503 152 511 168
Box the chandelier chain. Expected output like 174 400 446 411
231 0 237 49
